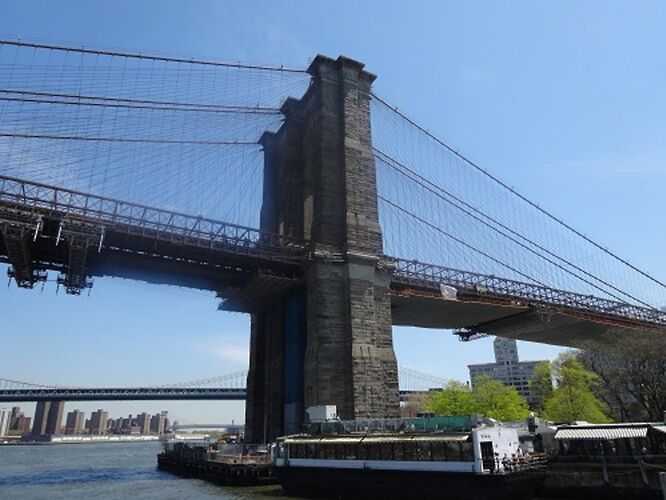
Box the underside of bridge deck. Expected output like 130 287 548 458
390 289 666 347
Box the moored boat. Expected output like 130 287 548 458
273 416 546 499
157 439 275 486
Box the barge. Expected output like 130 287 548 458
274 416 546 499
157 440 275 486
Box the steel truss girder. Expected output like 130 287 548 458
55 220 103 294
1 175 664 333
391 258 666 329
0 211 46 288
0 174 304 263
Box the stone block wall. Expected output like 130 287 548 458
245 55 399 442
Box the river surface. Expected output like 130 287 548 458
0 442 294 499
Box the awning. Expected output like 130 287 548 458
555 426 649 440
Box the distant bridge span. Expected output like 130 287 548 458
0 387 247 403
0 387 426 403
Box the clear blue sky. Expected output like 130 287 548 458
1 1 664 423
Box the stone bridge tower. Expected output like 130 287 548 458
245 55 399 442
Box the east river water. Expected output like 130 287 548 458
0 442 296 499
0 442 558 499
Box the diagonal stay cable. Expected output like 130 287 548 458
374 149 655 309
0 88 283 113
0 132 259 146
371 92 666 291
0 95 282 116
379 195 549 288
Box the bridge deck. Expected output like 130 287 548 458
1 174 665 348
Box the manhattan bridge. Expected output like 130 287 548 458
0 40 664 442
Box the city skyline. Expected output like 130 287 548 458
2 0 665 424
1 403 172 437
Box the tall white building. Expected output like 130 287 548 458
467 337 547 403
0 408 11 437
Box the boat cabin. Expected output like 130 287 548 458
275 423 525 474
554 422 666 459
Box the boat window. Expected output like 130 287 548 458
417 441 432 461
393 442 405 461
335 443 346 459
326 444 337 459
404 442 418 461
358 443 368 460
316 444 335 459
367 442 382 460
431 442 448 461
460 441 474 461
346 443 358 460
380 442 393 460
306 443 317 459
442 441 461 461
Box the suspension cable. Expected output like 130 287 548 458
0 39 308 73
375 149 656 309
371 92 666 291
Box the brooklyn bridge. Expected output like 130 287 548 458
1 39 664 442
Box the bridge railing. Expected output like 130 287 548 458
391 258 666 328
0 175 305 262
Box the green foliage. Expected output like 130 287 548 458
529 361 553 413
425 376 529 422
471 375 530 421
425 380 476 416
542 354 611 423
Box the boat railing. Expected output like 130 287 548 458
335 416 475 434
498 453 548 473
208 444 272 465
552 453 666 465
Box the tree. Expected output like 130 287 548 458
542 354 611 423
425 377 530 422
471 375 530 421
578 332 666 422
424 380 476 416
529 361 553 414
